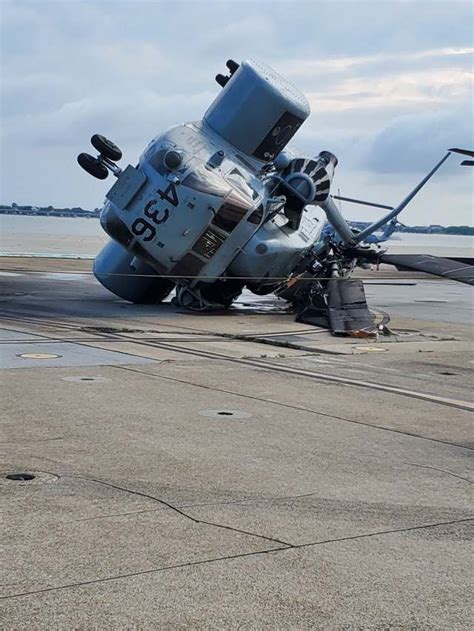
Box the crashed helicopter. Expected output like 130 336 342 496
77 59 474 335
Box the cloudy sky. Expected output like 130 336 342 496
1 0 473 224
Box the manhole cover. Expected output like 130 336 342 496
6 473 35 481
17 353 62 360
199 410 252 420
415 300 447 304
391 328 420 335
62 376 111 383
81 326 143 333
352 346 388 353
1 471 59 486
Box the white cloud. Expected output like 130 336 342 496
365 106 474 173
305 68 473 113
279 47 474 77
0 0 472 224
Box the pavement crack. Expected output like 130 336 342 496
291 517 474 550
116 337 474 412
1 517 471 602
65 474 294 548
3 436 65 445
404 462 473 484
64 491 328 525
112 365 473 452
0 546 286 601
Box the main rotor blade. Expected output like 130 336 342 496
331 195 394 211
449 148 474 158
353 152 451 244
379 253 474 285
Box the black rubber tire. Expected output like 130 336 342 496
77 153 108 180
91 134 122 161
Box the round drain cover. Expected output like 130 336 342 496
62 376 111 383
6 473 35 482
17 353 62 359
199 409 252 420
1 471 58 486
352 346 387 353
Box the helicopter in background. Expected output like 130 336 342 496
321 216 403 245
77 59 473 335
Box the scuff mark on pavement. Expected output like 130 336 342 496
405 462 473 484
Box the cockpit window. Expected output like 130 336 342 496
226 168 257 199
247 204 264 225
182 166 230 197
211 188 254 233
212 201 246 233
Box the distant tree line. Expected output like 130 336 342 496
396 225 474 235
0 204 473 234
0 204 100 218
437 226 474 235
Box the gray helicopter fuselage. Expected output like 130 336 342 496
93 59 337 305
99 120 324 289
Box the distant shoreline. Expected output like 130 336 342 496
0 209 100 219
1 208 473 235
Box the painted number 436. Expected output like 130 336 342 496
131 183 179 242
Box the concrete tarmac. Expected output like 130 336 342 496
1 258 473 629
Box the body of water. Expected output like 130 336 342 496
0 214 473 258
0 215 107 257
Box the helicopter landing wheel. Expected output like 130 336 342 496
77 153 109 180
91 134 122 161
